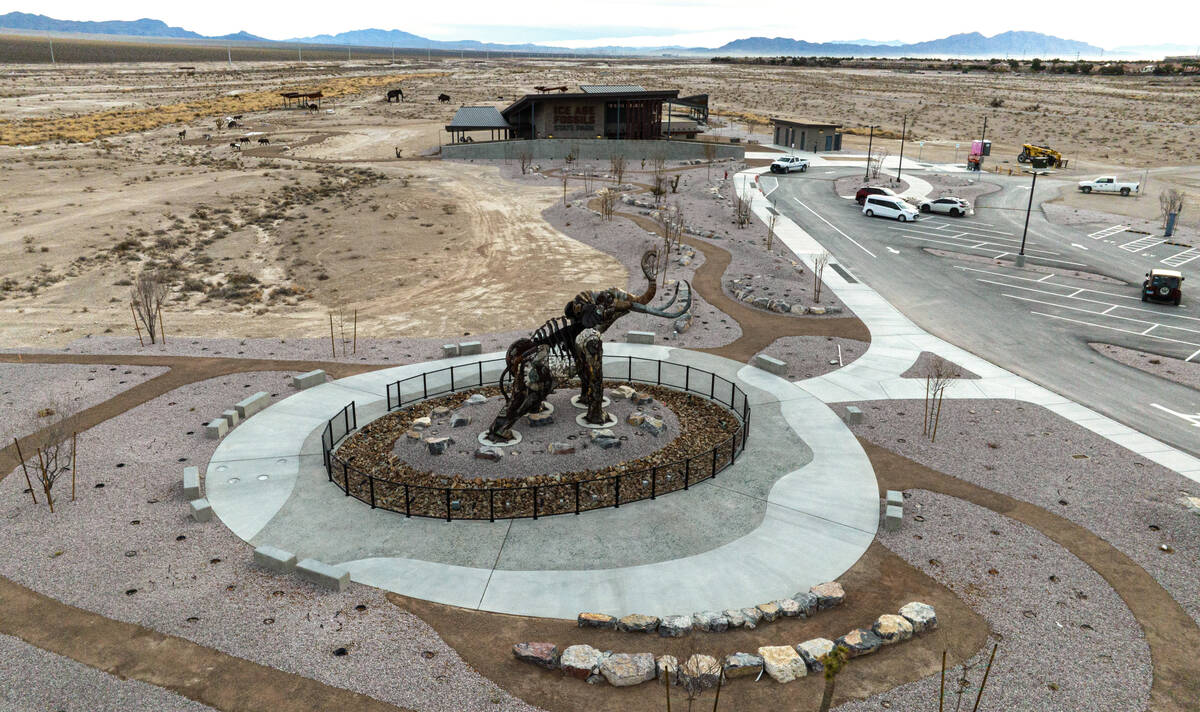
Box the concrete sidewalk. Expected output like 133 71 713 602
735 167 1200 484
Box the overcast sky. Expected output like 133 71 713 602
11 1 1199 48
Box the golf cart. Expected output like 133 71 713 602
1142 268 1184 306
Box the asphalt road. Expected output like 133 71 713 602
767 167 1200 457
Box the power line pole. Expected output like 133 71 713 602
48 33 55 65
864 125 877 181
897 114 908 182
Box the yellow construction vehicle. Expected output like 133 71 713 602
1017 144 1067 168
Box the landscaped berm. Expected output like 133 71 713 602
1 38 1198 712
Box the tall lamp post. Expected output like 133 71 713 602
863 125 879 181
1017 167 1051 268
897 114 909 183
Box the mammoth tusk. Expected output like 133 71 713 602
631 280 691 319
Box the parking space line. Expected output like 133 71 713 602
955 266 1150 303
1102 305 1118 314
1004 294 1200 335
887 226 1063 256
1037 273 1056 282
1143 324 1159 335
791 198 877 258
1163 247 1200 268
1088 225 1128 240
1120 236 1166 253
982 279 1200 321
1030 311 1200 350
925 220 1015 236
1187 348 1200 362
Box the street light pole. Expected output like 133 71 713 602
1018 169 1044 268
864 125 877 181
897 114 908 183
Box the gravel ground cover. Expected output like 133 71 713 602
919 172 1003 206
1044 202 1196 242
374 387 684 480
847 399 1200 627
834 175 910 199
0 372 538 712
755 336 867 381
0 362 168 442
1091 342 1200 391
0 632 217 712
835 490 1151 712
900 351 981 380
541 187 741 348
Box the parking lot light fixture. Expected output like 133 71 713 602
864 125 879 181
1018 168 1052 267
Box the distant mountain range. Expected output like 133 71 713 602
0 11 1184 59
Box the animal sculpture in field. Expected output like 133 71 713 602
386 88 404 102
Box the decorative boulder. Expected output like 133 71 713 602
658 615 692 637
681 654 721 689
404 429 422 440
692 611 730 633
431 406 451 418
577 612 617 630
758 645 807 683
796 638 834 673
899 602 938 633
809 581 845 610
723 609 748 629
640 416 666 436
465 393 487 405
411 416 432 430
527 411 554 427
600 652 656 687
512 642 558 669
547 442 576 455
656 654 679 681
740 607 764 628
626 412 646 427
560 644 604 680
723 652 763 679
756 601 783 623
633 392 653 406
836 629 883 658
425 437 452 455
873 614 914 644
450 412 471 427
614 385 636 400
618 614 660 633
777 598 803 617
474 446 502 462
790 591 819 617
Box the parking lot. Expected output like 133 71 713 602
954 264 1200 361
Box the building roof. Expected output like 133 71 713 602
580 84 646 93
501 90 680 120
674 94 709 108
771 117 841 129
445 106 512 131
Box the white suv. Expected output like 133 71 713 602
770 156 809 173
863 195 919 222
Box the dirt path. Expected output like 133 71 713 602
862 438 1200 712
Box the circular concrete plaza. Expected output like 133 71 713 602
206 343 879 619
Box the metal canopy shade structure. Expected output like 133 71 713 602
579 84 647 93
445 106 514 143
501 89 680 141
279 91 322 109
673 94 710 123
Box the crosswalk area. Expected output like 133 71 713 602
1120 235 1167 253
880 215 1087 267
1088 225 1128 240
1162 247 1200 268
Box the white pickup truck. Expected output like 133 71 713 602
769 155 809 174
1078 176 1139 196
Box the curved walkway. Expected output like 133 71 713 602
207 343 879 619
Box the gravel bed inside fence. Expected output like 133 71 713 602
0 362 168 442
1090 342 1200 392
755 336 867 381
834 490 1151 712
0 632 218 712
0 372 540 712
336 384 740 518
847 398 1200 627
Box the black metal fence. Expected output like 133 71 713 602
324 356 750 521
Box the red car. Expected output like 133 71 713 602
855 186 896 206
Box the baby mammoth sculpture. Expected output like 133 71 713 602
485 250 691 443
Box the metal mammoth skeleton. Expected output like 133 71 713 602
485 250 692 442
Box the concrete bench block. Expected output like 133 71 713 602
626 331 655 345
441 344 460 358
292 369 326 390
753 354 788 376
235 391 269 420
189 498 212 522
253 545 298 573
183 466 201 499
221 409 240 428
458 341 482 356
845 405 863 425
886 490 904 507
296 558 350 592
204 418 228 440
884 505 903 532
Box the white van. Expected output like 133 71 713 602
863 195 919 222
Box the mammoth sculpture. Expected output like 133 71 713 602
485 250 691 443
